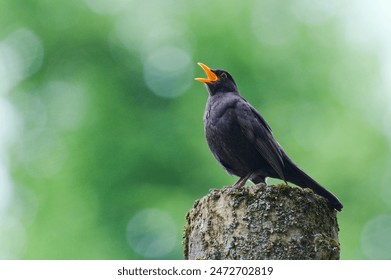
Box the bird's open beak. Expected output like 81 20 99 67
195 62 219 84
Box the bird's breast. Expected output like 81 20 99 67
204 101 237 134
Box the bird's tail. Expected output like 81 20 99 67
284 159 343 211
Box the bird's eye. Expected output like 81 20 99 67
221 72 227 79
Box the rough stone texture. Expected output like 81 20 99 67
183 184 340 260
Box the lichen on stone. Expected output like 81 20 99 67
183 183 340 260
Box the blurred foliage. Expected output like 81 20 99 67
1 0 391 259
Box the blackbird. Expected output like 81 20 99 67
195 62 343 211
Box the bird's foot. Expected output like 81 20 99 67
232 175 251 188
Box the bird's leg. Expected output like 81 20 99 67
233 174 251 188
250 175 266 185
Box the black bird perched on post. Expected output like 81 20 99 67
195 62 343 211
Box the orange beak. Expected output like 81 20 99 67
195 62 219 84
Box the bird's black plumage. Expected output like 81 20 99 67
196 63 343 211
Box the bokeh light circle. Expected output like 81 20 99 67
361 214 391 259
143 46 193 98
126 208 177 258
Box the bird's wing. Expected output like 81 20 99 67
239 97 273 133
236 100 286 181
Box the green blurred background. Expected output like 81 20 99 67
1 0 391 259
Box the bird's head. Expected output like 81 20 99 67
195 63 238 95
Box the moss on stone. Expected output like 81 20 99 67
183 183 340 260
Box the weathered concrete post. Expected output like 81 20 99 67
183 184 340 260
